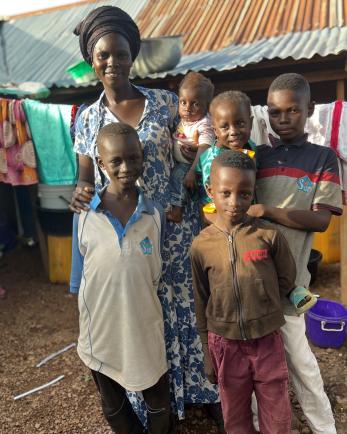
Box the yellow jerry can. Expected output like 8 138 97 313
47 235 72 283
312 215 341 264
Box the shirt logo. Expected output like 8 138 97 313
297 175 313 193
243 249 268 262
140 237 153 255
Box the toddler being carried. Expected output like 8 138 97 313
167 72 215 222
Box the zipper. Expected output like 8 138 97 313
228 233 247 340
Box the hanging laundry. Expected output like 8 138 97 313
305 103 334 150
251 105 278 146
339 160 347 204
305 102 347 204
0 99 38 186
23 100 77 185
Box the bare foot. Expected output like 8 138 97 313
166 206 183 223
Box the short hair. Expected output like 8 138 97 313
268 73 311 101
179 71 215 104
210 90 252 116
96 122 141 150
212 149 256 173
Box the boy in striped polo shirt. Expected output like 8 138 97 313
248 73 342 434
70 123 174 434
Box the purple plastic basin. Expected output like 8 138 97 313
305 298 347 348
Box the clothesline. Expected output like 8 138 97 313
0 97 346 202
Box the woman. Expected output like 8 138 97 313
71 5 221 430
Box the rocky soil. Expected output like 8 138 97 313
0 247 346 434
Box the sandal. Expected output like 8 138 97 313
289 286 317 315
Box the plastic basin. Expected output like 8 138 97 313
66 60 96 84
305 298 347 348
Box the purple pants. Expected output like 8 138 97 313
208 330 291 434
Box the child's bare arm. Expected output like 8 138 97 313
184 144 209 189
248 205 332 232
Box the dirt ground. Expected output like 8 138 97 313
0 246 346 434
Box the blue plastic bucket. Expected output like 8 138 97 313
305 298 347 348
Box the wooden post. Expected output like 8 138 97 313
341 206 347 305
337 79 345 101
336 80 347 304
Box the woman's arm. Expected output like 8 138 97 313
69 155 95 213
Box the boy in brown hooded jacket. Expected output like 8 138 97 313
191 150 296 434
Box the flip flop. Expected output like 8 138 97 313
290 286 318 315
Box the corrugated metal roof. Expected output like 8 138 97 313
144 26 347 79
1 0 347 88
0 0 146 86
137 0 347 53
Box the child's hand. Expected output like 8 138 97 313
184 169 196 190
180 144 198 162
202 345 217 384
247 204 266 218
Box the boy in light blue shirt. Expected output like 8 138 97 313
70 122 174 434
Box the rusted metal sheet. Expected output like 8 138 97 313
1 0 347 87
144 26 347 79
137 0 347 54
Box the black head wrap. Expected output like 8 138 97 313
74 6 141 65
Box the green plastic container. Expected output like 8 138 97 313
66 60 97 84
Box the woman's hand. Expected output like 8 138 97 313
70 155 95 213
70 185 95 213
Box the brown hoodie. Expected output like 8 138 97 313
190 216 296 344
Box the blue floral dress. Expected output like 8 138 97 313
74 86 219 421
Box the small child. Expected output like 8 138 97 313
196 91 257 215
191 150 293 434
167 72 215 223
197 90 316 314
70 123 174 434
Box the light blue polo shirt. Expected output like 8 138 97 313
69 188 168 391
70 188 165 294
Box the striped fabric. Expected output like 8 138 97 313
256 135 342 314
